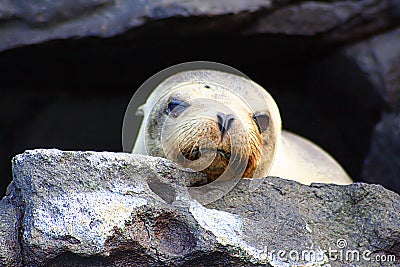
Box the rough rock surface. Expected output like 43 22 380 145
0 192 22 266
363 112 400 193
247 0 400 40
1 149 399 266
0 0 272 51
341 25 400 194
1 0 400 51
1 0 400 199
344 27 400 108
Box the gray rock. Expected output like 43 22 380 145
363 112 400 193
244 0 400 41
336 16 400 191
2 149 399 266
0 186 22 267
344 27 400 108
246 1 363 36
10 149 208 266
3 0 112 25
1 0 400 52
0 0 272 51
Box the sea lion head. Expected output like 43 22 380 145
135 70 282 183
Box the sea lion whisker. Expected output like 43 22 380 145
189 137 201 157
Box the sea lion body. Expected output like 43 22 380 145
133 70 352 185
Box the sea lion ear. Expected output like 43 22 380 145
135 104 146 116
253 112 270 133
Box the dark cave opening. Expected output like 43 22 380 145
0 33 384 196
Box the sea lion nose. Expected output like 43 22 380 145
217 112 235 137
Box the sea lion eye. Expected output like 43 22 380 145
166 98 189 116
253 112 270 133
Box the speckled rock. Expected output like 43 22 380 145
0 191 22 266
1 149 400 266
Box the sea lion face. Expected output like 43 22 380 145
144 82 270 182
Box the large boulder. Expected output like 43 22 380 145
341 27 400 193
1 149 399 266
1 0 399 51
1 0 400 201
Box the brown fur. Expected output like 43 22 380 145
163 113 262 182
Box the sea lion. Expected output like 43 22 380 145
132 69 353 187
